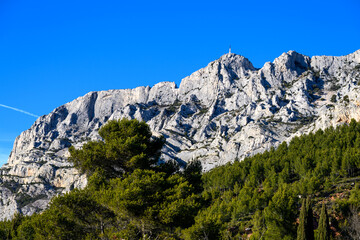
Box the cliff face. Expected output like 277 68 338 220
1 50 360 220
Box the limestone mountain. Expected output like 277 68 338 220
0 50 360 220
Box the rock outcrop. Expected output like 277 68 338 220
1 50 360 220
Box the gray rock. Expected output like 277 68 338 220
0 49 360 220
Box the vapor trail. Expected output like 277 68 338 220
0 104 39 118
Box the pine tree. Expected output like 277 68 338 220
297 197 315 240
306 197 315 240
69 118 165 178
264 185 297 239
297 198 307 240
317 203 330 240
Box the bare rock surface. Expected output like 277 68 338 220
1 50 360 220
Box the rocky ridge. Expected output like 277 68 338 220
1 50 360 220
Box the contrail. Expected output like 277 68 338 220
0 104 39 118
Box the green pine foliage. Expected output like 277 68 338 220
306 197 315 240
68 119 165 178
187 119 360 239
263 184 297 240
298 198 308 240
316 203 330 240
297 197 315 240
1 118 360 239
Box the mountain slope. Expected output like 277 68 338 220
0 50 360 220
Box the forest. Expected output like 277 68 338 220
0 118 359 239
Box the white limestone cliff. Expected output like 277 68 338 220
0 49 360 220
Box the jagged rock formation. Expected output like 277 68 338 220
1 50 360 220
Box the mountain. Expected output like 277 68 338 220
0 50 360 220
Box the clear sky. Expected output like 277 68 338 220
0 0 359 165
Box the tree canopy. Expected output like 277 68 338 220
69 118 165 178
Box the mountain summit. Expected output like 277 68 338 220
1 50 360 220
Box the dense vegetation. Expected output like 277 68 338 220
0 119 359 239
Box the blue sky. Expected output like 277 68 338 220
0 0 359 165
